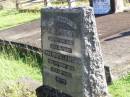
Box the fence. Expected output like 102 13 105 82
16 0 44 10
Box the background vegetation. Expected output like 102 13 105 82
0 0 130 97
109 74 130 97
0 9 40 30
0 44 42 97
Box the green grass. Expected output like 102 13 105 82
124 0 130 6
0 57 41 97
0 45 42 82
0 9 40 30
1 44 130 97
0 56 42 82
0 45 42 97
50 0 89 7
109 74 130 97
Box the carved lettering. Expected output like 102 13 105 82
48 28 75 38
48 36 74 45
50 67 72 78
44 50 81 64
48 59 75 71
56 16 77 30
50 43 72 53
55 76 67 85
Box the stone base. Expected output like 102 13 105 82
36 85 72 97
104 66 112 85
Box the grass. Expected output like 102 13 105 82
0 45 42 82
49 0 89 7
0 1 89 30
0 55 42 82
0 81 37 97
124 0 130 6
1 44 130 97
0 44 42 97
0 9 40 30
109 74 130 97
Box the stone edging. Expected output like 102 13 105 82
0 39 42 54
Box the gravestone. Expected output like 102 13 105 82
114 0 124 13
40 7 109 97
92 0 111 15
89 0 127 14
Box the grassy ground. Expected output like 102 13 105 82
0 45 42 97
124 0 130 6
0 55 42 82
0 1 89 30
109 74 130 97
50 0 89 7
0 9 40 30
0 57 42 97
0 45 130 97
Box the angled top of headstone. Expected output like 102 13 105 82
41 7 109 97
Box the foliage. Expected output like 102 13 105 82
0 9 40 30
0 82 37 97
109 74 130 97
49 0 89 7
0 44 42 97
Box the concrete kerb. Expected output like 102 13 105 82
0 39 42 55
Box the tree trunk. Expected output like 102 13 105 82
44 0 47 6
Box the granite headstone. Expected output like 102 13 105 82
41 7 109 97
92 0 111 15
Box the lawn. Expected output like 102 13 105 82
0 57 42 97
0 55 42 82
109 74 130 97
0 5 130 97
0 45 42 97
0 10 40 30
1 44 130 97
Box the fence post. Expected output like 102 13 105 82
16 0 19 10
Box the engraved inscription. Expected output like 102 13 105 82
42 8 85 97
50 43 72 53
48 28 75 38
48 59 75 71
56 16 77 30
55 76 67 85
44 50 81 64
50 67 72 78
48 36 74 45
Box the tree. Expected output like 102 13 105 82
16 0 19 10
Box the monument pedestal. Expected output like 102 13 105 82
36 85 73 97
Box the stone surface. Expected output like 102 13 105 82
101 29 130 80
114 0 125 13
92 0 111 14
41 7 109 97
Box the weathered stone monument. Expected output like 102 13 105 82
40 7 109 97
89 0 129 14
114 0 125 13
92 0 111 15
